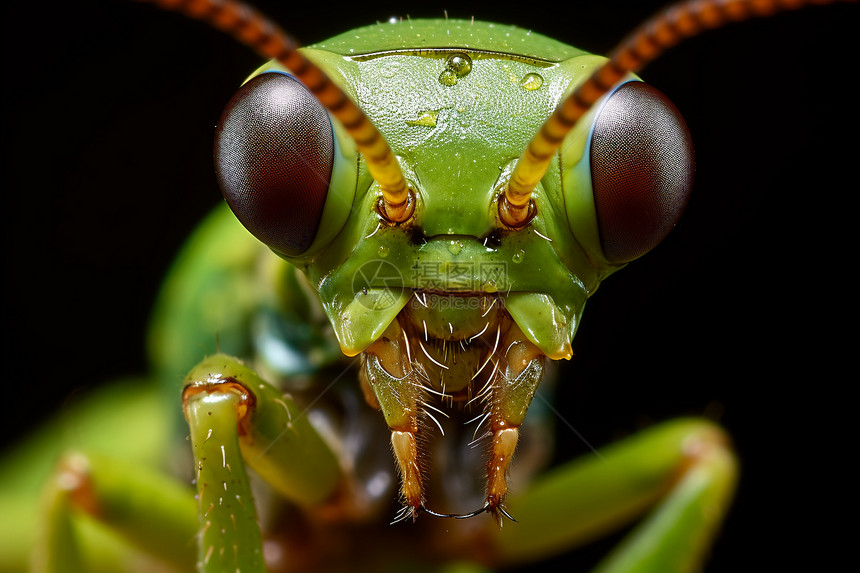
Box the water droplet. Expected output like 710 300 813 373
483 279 498 293
439 70 458 86
447 240 463 255
438 52 472 86
378 245 389 258
520 73 544 91
447 53 472 77
512 249 525 263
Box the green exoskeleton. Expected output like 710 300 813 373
1 0 855 571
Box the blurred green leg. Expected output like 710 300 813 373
493 418 738 572
35 451 197 573
182 354 343 573
0 380 174 573
34 469 83 573
592 429 737 573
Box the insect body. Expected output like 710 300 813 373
1 1 854 572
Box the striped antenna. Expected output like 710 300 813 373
501 0 855 227
139 0 412 221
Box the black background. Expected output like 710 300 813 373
3 0 856 571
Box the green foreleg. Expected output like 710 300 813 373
182 354 343 573
34 472 83 573
35 451 197 573
184 381 266 573
591 422 737 573
491 418 737 572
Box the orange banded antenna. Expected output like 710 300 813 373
501 0 856 227
138 0 412 221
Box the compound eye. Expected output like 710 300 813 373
215 72 333 256
590 82 694 264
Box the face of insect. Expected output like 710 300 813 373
211 19 693 517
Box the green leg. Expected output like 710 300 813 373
491 418 738 572
182 354 343 573
35 451 197 573
184 382 265 572
0 380 175 573
34 468 83 573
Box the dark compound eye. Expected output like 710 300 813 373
215 72 334 256
590 82 694 264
